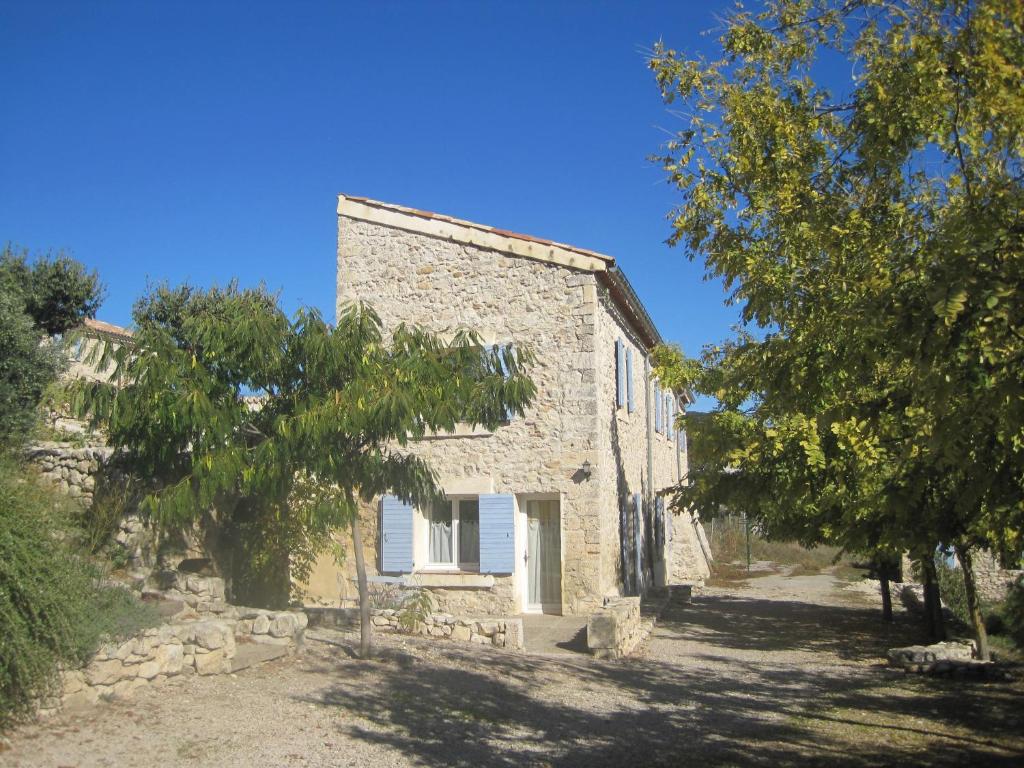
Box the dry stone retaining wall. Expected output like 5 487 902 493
42 575 307 717
307 606 524 650
25 443 111 507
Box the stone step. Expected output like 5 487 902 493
229 643 289 673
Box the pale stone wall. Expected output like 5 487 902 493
972 550 1023 604
312 206 710 616
331 214 603 616
593 289 691 597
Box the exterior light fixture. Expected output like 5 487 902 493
581 460 592 480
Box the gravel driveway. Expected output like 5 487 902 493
3 570 1022 767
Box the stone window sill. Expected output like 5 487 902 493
407 572 496 589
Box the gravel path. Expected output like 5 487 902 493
3 570 1022 767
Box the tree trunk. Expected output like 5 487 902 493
920 556 946 641
955 544 989 661
880 574 893 622
350 515 372 659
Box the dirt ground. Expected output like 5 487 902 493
3 567 1022 768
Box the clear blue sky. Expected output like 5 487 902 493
1 0 739 410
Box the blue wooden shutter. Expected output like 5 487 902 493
616 339 626 408
626 348 635 413
667 395 674 439
479 493 515 573
380 495 414 573
655 383 663 433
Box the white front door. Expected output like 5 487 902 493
526 499 561 614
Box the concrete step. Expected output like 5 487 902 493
230 642 290 673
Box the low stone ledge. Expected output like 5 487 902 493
587 596 642 659
305 606 522 650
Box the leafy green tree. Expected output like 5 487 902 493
0 246 104 448
1 245 104 336
651 0 1023 657
75 283 534 657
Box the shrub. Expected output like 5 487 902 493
0 458 157 728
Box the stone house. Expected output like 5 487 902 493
303 195 712 616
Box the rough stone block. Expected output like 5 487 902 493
154 643 184 675
269 614 296 638
194 648 229 675
84 659 132 687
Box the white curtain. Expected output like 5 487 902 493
528 501 560 607
459 502 479 565
429 502 452 563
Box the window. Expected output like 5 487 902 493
427 497 480 570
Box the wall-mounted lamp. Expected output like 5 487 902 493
580 459 592 480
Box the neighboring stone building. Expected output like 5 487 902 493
303 195 711 616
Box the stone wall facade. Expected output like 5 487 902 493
302 196 710 618
972 551 1023 604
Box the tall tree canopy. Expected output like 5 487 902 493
0 245 104 448
76 284 535 654
650 0 1023 656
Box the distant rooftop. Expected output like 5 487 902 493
83 318 133 340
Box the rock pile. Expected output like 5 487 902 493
887 641 1014 681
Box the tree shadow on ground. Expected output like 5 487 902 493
298 591 1024 768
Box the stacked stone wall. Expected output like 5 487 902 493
972 551 1023 604
26 443 111 507
334 215 604 616
42 576 306 717
307 606 523 650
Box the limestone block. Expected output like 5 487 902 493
62 686 100 710
587 614 619 650
504 619 524 650
470 633 489 644
235 619 255 635
451 625 471 642
493 633 505 646
268 614 296 638
252 614 271 634
154 643 184 675
137 661 160 680
194 648 229 675
85 659 133 687
293 611 309 630
193 621 231 650
62 670 86 695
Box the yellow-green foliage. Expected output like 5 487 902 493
0 458 157 728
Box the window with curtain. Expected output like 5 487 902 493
427 498 480 570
